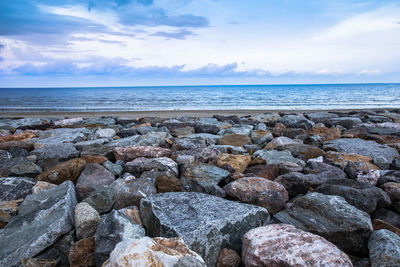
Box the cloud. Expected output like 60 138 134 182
151 29 195 39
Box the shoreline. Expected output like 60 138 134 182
0 107 397 118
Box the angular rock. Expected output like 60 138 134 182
102 160 123 176
0 140 34 151
217 248 240 267
325 151 375 169
140 192 270 266
124 156 178 177
76 163 115 200
304 161 347 178
217 134 252 147
136 131 172 147
274 192 373 256
31 143 80 170
171 126 195 137
368 229 400 267
68 237 95 267
74 138 109 151
216 153 251 173
95 128 116 139
244 164 280 180
113 145 172 161
253 149 304 166
0 199 22 226
37 158 86 185
9 161 42 178
306 112 339 123
171 147 220 163
249 130 273 144
219 125 253 136
83 186 116 214
308 126 341 141
325 117 363 129
0 131 35 143
105 135 140 148
141 170 182 193
75 202 100 240
277 143 325 161
381 182 400 213
31 181 57 194
249 190 285 215
264 136 301 150
373 219 400 237
0 177 35 201
280 114 314 129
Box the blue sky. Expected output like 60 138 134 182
0 0 400 87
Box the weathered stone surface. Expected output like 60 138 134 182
0 181 77 267
173 137 207 150
136 131 172 147
171 147 220 163
249 130 273 144
264 136 300 150
21 258 57 267
120 206 143 227
219 125 253 136
381 182 400 213
0 140 34 151
216 153 251 173
9 160 42 177
304 161 347 178
74 138 109 151
274 192 373 256
0 131 35 143
113 145 172 161
209 144 246 154
248 190 285 215
171 126 195 137
308 126 341 141
244 164 280 180
54 117 83 126
368 229 400 267
105 135 140 148
323 138 399 169
31 143 80 170
33 128 89 146
141 170 182 193
68 237 95 267
75 202 100 240
102 160 123 176
95 128 116 139
280 114 314 129
325 117 363 128
103 237 206 267
279 161 303 174
83 186 116 214
305 112 339 123
0 177 35 201
81 155 108 164
0 199 22 226
253 149 304 166
37 158 86 184
325 151 375 169
277 143 325 161
76 163 115 200
217 134 252 147
216 248 240 267
314 179 391 213
124 156 178 177
140 192 270 266
373 219 400 237
94 210 145 266
31 181 57 194
250 113 280 124
373 208 400 229
242 224 353 267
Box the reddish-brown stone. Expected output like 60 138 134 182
68 237 95 267
308 127 341 141
373 219 400 237
113 145 172 162
217 134 252 147
216 153 251 173
244 164 280 180
36 158 86 184
0 132 35 143
217 248 241 267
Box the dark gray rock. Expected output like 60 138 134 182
171 147 220 163
83 186 116 214
274 192 373 256
172 137 207 150
325 117 363 129
280 114 314 129
0 177 35 201
304 161 347 179
140 192 270 266
103 160 123 176
323 138 399 169
137 131 172 147
124 157 178 177
0 156 29 176
80 143 114 157
9 160 42 178
253 149 304 166
31 143 80 170
0 181 77 267
105 135 140 148
373 209 400 228
76 163 115 200
74 138 109 151
94 210 145 266
305 112 339 123
368 229 400 267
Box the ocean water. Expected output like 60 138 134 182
0 83 399 112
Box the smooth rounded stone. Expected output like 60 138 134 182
381 182 400 213
140 192 270 266
254 122 267 131
209 144 246 154
102 160 123 176
95 128 116 139
274 192 373 256
253 149 304 166
277 143 325 161
94 210 145 266
141 170 182 193
244 164 280 180
110 177 157 209
181 163 229 197
124 156 178 177
0 177 35 201
83 186 116 214
216 153 251 173
373 219 400 237
74 138 109 151
0 140 34 151
217 134 252 147
368 229 400 267
279 114 314 129
172 137 207 150
218 125 254 136
249 190 285 215
105 135 140 148
249 130 273 144
0 181 77 267
75 202 100 240
308 126 341 141
76 163 115 200
171 126 195 137
31 143 80 170
136 131 172 147
113 145 172 161
306 112 339 123
8 160 42 178
37 158 86 185
32 181 57 194
323 138 399 169
224 177 289 203
216 248 240 267
325 117 363 129
242 224 353 267
68 237 95 267
264 136 301 150
0 199 22 226
103 237 206 267
314 178 391 213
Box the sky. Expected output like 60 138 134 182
0 0 400 87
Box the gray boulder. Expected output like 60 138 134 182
0 177 35 201
124 157 178 177
253 149 304 166
325 117 363 129
368 229 400 267
76 163 115 200
305 112 339 123
83 186 116 214
280 114 314 129
137 131 172 147
140 192 270 266
31 143 80 170
9 161 42 178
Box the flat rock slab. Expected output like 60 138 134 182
140 192 270 266
0 181 77 267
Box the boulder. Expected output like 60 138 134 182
249 130 273 144
244 164 280 180
140 192 269 266
308 126 341 141
124 157 178 177
381 182 400 213
68 237 95 267
83 186 116 214
278 143 325 161
31 181 57 194
74 202 100 240
217 248 240 267
325 117 363 128
141 170 182 193
31 143 80 170
76 163 115 200
172 137 207 150
306 112 339 123
113 145 172 161
264 136 300 150
368 229 400 267
95 128 116 139
216 153 251 173
242 224 352 267
279 114 314 129
253 149 304 166
217 134 252 147
37 158 86 184
0 177 35 201
103 160 123 176
136 131 172 147
9 161 42 178
0 131 35 143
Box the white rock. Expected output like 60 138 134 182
96 128 116 139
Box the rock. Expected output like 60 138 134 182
0 199 22 226
249 113 280 124
124 157 178 177
356 169 381 185
253 149 304 166
0 177 35 201
304 161 347 178
110 177 157 209
21 258 57 267
280 114 314 129
54 117 83 126
31 143 80 170
171 126 195 137
242 224 353 267
0 181 77 267
0 131 35 143
0 140 34 151
219 125 253 136
323 138 399 169
314 179 391 213
76 163 115 200
95 128 116 139
217 134 252 147
249 190 285 215
368 229 400 267
373 219 400 237
68 237 95 267
83 186 116 214
37 158 86 184
277 143 325 161
136 131 172 147
249 130 273 144
94 210 145 266
120 206 143 227
82 117 116 127
325 117 363 128
171 147 220 163
373 208 400 229
325 151 375 169
105 135 140 148
308 126 341 141
172 137 207 150
244 164 280 180
33 128 89 146
216 153 251 173
31 181 57 194
103 160 123 176
9 161 42 178
181 163 229 197
75 202 100 240
216 248 240 267
103 237 206 267
381 182 400 213
264 136 300 150
254 122 267 131
140 192 270 266
274 192 373 256
186 133 220 145
81 155 108 164
141 170 182 193
74 138 109 151
279 161 303 174
113 145 172 161
306 112 339 123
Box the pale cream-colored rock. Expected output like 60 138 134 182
74 202 100 240
216 153 251 173
102 237 206 267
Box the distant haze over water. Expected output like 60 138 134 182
0 84 399 112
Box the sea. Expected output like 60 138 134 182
0 83 399 112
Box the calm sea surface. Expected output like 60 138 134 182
0 84 399 112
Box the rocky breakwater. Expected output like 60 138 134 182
0 110 399 266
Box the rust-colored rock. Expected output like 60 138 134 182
113 145 172 162
325 151 375 169
216 153 251 173
21 258 57 267
244 164 280 180
373 219 400 237
217 134 252 147
308 127 341 141
155 173 182 193
68 237 95 267
123 206 143 227
0 131 35 143
272 123 286 136
0 140 34 151
217 248 241 267
81 155 108 164
0 199 22 226
37 158 86 184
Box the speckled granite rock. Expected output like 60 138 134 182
368 229 400 267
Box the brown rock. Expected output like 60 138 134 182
36 158 86 184
244 164 280 180
381 182 400 212
217 248 241 267
171 126 195 137
81 155 108 164
132 122 151 128
113 145 172 162
0 199 22 226
325 151 375 169
248 158 266 166
0 131 35 143
216 153 252 173
308 127 341 141
21 258 57 267
68 237 95 267
0 140 34 151
31 181 57 194
217 134 252 147
272 123 286 136
155 173 182 193
373 219 400 237
281 143 325 161
122 206 143 227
